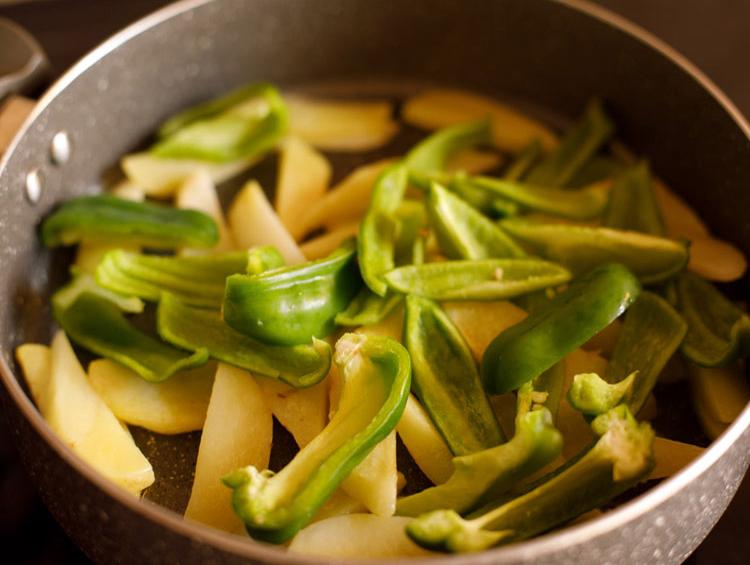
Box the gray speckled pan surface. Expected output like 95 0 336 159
1 0 749 563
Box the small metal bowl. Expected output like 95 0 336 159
1 1 748 563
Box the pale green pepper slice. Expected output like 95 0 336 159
568 372 636 416
53 270 144 314
604 162 664 235
223 333 411 543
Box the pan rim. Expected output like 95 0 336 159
1 0 749 563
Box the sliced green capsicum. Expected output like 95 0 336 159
41 194 218 249
604 162 664 235
502 139 541 182
568 371 636 416
223 332 411 543
481 263 640 394
223 240 360 345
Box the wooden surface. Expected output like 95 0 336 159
0 1 748 563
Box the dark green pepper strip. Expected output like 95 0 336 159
96 249 250 308
405 119 492 188
502 139 541 182
406 404 654 553
676 272 750 367
396 387 562 516
525 99 614 187
358 163 409 296
568 372 636 416
54 270 144 314
607 291 687 414
245 245 286 274
41 195 218 249
386 258 571 301
223 332 411 543
604 162 664 235
428 182 526 259
481 263 640 394
157 293 331 387
405 294 504 456
499 218 689 284
223 240 361 345
455 175 609 220
151 83 288 162
56 292 208 383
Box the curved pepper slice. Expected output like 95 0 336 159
54 270 144 314
607 291 687 414
157 293 331 387
406 404 654 553
41 194 218 249
676 272 750 367
358 163 409 296
499 218 689 284
428 182 526 259
224 240 361 345
405 295 504 456
525 99 614 188
223 333 411 543
152 83 288 162
386 258 571 301
604 162 663 235
481 263 640 394
568 372 636 416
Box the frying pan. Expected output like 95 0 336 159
1 0 749 563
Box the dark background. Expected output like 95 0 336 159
0 0 748 563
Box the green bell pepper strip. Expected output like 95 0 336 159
396 388 562 517
525 99 614 187
406 404 654 553
568 372 636 416
604 162 664 235
223 240 361 345
55 292 208 383
481 263 641 394
223 332 411 543
502 139 541 182
499 218 689 285
446 172 520 217
606 291 687 414
454 175 609 221
385 258 571 301
244 245 286 274
151 83 288 162
428 182 526 260
358 163 410 296
41 195 218 249
96 249 253 308
566 155 624 188
405 119 492 188
404 294 504 456
53 270 144 314
676 272 750 367
157 293 331 387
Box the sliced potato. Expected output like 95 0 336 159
442 300 527 361
258 377 329 448
175 169 235 253
693 391 728 440
88 359 215 435
228 180 305 264
653 179 709 240
17 333 154 495
286 96 399 152
300 222 359 260
445 148 504 175
276 137 332 238
121 152 257 198
289 514 434 558
185 363 273 534
689 364 749 425
688 236 747 282
355 304 404 342
296 158 395 239
15 343 52 410
0 95 35 154
312 489 366 523
651 437 704 479
396 394 453 485
402 88 558 152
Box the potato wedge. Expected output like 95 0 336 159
0 95 35 154
289 514 434 558
651 437 704 479
121 152 257 198
258 377 329 448
17 333 154 495
15 343 52 410
396 394 453 485
355 304 404 343
296 158 395 239
228 180 305 264
175 169 235 253
276 137 332 238
286 96 399 152
402 88 558 153
185 363 273 534
443 300 527 361
312 489 366 523
653 179 709 240
689 364 749 425
688 235 747 282
88 359 215 435
300 222 359 260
